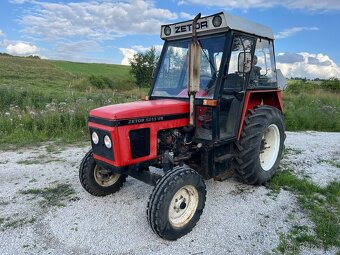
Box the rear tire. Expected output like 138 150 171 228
235 106 285 185
79 149 127 196
147 167 206 240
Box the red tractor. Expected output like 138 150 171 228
79 12 285 240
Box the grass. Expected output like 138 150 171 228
284 147 303 156
268 169 340 253
16 154 64 165
50 60 132 80
20 183 76 208
318 158 340 169
0 216 36 231
284 80 340 132
0 55 148 147
0 55 339 147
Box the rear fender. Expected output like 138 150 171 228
237 90 283 140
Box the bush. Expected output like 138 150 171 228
88 75 113 89
285 80 319 94
74 75 137 91
130 47 158 87
283 80 340 132
321 78 340 91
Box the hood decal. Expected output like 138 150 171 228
89 113 189 127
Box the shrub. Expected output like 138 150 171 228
129 47 158 88
321 78 340 91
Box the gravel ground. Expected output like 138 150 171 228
0 131 339 255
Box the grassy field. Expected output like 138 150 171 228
0 55 146 147
0 55 339 147
284 80 340 131
50 60 131 80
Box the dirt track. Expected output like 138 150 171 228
0 131 339 255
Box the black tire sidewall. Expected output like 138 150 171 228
148 169 206 240
236 106 285 185
79 151 126 196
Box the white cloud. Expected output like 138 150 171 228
180 12 194 19
20 0 178 41
119 44 163 65
6 42 38 56
0 39 9 47
275 27 319 39
9 0 30 4
119 48 137 65
277 52 340 79
56 40 101 53
0 29 5 37
177 0 340 11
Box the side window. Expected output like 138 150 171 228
224 35 254 90
250 39 277 87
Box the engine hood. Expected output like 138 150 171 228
89 99 189 120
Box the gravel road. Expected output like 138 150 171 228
0 131 339 255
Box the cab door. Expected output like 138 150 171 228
219 34 255 140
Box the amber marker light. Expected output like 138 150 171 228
203 99 217 106
140 95 150 100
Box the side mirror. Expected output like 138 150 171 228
238 52 252 73
188 42 201 92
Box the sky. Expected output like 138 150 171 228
0 0 340 79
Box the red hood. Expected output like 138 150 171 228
89 99 189 120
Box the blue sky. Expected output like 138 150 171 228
0 0 340 78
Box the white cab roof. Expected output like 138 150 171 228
161 12 274 40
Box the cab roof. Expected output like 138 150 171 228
160 12 274 40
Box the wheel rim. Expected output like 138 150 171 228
168 185 199 228
94 166 120 187
260 124 280 171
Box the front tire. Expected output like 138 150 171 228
147 167 206 240
79 149 127 196
235 106 285 185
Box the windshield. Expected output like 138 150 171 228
152 34 226 99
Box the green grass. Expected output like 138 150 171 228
318 158 340 169
284 80 340 132
20 183 75 208
0 217 36 231
269 169 340 253
0 55 148 147
16 154 64 165
0 55 339 147
50 60 132 80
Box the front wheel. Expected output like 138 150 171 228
147 167 206 240
235 106 285 185
79 149 127 196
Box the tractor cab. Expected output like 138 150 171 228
151 12 281 143
80 12 285 241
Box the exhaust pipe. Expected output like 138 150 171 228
188 13 201 127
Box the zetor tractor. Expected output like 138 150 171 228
79 12 285 240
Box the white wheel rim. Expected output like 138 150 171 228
168 185 199 228
259 124 280 171
94 166 120 187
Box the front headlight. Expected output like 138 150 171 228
104 135 112 149
92 132 99 145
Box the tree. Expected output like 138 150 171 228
129 47 158 87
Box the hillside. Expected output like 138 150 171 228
0 55 145 146
0 54 339 147
50 60 131 80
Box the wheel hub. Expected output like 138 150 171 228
94 166 120 187
259 124 280 171
168 185 199 228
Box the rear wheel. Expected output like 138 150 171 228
235 106 285 185
147 167 206 240
79 149 127 196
